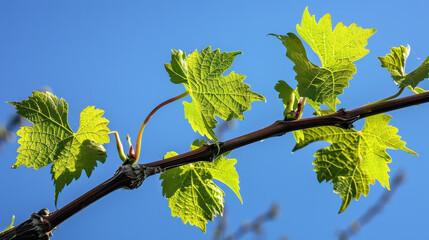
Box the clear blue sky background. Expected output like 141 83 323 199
1 1 428 239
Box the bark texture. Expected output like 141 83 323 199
0 209 52 240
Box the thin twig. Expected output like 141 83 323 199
212 206 228 240
225 203 280 240
145 92 429 170
370 87 405 105
338 171 406 240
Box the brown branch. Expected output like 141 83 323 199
145 92 429 170
0 209 51 240
2 91 429 239
43 164 162 231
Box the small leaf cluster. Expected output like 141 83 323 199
272 7 428 212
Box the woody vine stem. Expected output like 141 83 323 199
1 90 424 239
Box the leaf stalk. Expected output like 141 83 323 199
108 131 127 162
370 87 405 104
134 91 189 162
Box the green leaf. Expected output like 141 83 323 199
164 49 188 84
274 80 297 118
52 139 107 205
1 215 14 233
275 80 295 109
378 45 429 88
271 7 376 110
160 139 241 232
8 91 110 204
274 80 326 117
378 45 410 81
165 46 265 142
293 114 417 213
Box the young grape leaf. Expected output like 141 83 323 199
274 80 297 118
165 47 265 142
275 81 295 109
1 215 14 233
271 7 376 110
293 114 417 213
160 139 241 232
274 80 324 117
8 91 110 204
378 45 429 88
52 139 107 205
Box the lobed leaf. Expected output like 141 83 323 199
160 140 241 232
274 80 324 117
165 47 265 142
293 114 417 213
8 91 110 205
378 45 429 88
271 7 376 110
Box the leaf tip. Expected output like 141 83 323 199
291 145 300 152
304 6 309 14
338 199 350 214
407 149 419 156
234 50 243 56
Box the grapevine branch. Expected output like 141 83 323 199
2 91 429 240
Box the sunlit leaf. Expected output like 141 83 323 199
160 140 241 232
271 7 376 110
378 45 429 88
8 91 110 204
165 47 265 142
293 114 417 213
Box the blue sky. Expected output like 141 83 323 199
1 1 428 239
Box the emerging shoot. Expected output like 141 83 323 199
108 131 127 162
134 91 189 162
